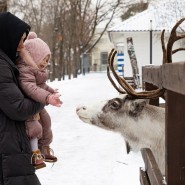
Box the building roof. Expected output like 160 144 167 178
108 0 185 32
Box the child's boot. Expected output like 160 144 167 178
41 146 57 163
31 149 46 169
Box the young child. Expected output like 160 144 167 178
16 32 62 169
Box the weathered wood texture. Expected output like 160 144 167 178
162 62 185 95
141 149 164 185
142 65 162 88
140 167 150 185
142 62 185 95
144 82 159 106
142 62 185 185
125 76 135 88
165 90 185 185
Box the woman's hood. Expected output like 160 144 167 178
0 12 30 63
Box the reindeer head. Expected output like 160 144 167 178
76 94 149 131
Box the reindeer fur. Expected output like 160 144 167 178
76 94 165 175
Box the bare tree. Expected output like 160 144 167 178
9 0 50 35
0 0 7 12
54 0 122 79
81 0 121 53
120 0 150 21
8 0 123 80
64 0 122 78
9 0 62 81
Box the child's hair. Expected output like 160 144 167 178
24 32 51 64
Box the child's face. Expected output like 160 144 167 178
38 55 50 69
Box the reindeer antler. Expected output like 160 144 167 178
162 17 185 63
107 49 126 94
107 49 165 99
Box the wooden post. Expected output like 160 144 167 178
165 90 185 185
145 82 159 106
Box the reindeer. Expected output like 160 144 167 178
76 18 185 176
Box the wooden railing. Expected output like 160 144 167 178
141 62 185 185
140 148 164 185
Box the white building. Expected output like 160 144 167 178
107 0 185 77
90 28 114 72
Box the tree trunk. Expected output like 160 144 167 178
0 0 7 12
127 37 140 89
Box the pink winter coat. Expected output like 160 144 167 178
16 58 55 104
16 58 54 145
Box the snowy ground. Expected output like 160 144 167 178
36 72 144 185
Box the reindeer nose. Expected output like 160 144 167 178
76 106 86 112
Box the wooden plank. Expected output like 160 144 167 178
142 62 185 95
162 62 185 95
140 168 150 185
142 65 162 88
141 148 164 185
165 90 185 185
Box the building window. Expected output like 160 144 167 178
100 52 108 65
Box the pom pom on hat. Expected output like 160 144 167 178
24 32 51 64
27 32 37 40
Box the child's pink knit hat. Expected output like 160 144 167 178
24 32 51 64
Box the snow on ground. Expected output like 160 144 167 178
36 72 144 185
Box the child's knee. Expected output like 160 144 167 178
26 120 43 139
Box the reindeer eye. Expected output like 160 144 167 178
110 100 120 110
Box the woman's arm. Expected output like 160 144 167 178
0 62 44 121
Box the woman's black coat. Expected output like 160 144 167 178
0 12 44 185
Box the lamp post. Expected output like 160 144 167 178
150 20 153 64
80 53 85 75
80 45 85 75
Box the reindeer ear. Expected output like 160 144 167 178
129 99 148 117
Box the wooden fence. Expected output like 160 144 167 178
140 62 185 185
